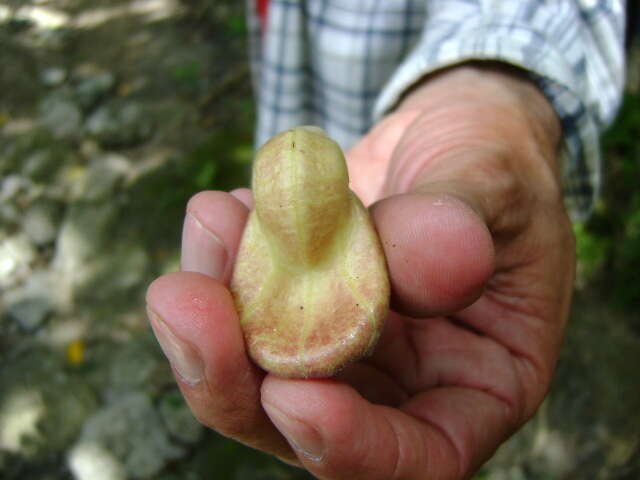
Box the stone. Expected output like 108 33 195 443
2 128 58 177
69 443 126 480
107 340 159 395
0 203 20 228
0 233 37 290
86 100 154 148
54 199 118 273
76 72 115 110
39 93 82 140
80 154 130 201
22 150 63 181
0 175 30 229
0 174 31 203
94 244 149 297
159 390 203 444
23 200 61 246
4 269 57 331
52 201 120 305
66 242 150 308
41 67 67 87
39 380 98 454
0 388 45 455
0 348 97 458
5 297 51 332
73 392 184 478
483 466 528 480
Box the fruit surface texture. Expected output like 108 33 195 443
231 126 390 378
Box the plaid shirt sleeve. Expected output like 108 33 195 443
248 0 626 219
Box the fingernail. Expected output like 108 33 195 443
181 212 228 279
147 307 204 385
264 403 325 462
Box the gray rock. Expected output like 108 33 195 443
81 154 130 201
0 387 46 455
41 380 99 454
35 28 71 51
93 244 149 298
22 150 63 181
39 93 82 140
0 174 31 203
60 241 150 309
3 269 58 331
5 297 51 331
0 203 21 228
483 467 528 480
69 442 126 480
41 67 67 87
53 199 119 264
86 100 154 148
74 392 184 479
0 349 98 457
76 72 115 110
0 175 30 229
0 233 37 289
1 128 58 177
23 200 62 246
159 390 203 444
52 201 120 307
107 340 159 395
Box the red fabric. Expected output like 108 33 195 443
257 0 269 31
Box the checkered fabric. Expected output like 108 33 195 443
247 0 626 219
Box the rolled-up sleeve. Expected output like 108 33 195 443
374 1 627 219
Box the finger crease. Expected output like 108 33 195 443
412 407 466 479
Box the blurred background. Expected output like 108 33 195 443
0 1 638 479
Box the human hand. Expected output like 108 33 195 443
146 62 575 479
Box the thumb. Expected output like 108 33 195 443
366 62 564 319
371 190 494 318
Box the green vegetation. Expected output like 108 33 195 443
576 92 640 314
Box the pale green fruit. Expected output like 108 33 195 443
231 126 389 378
